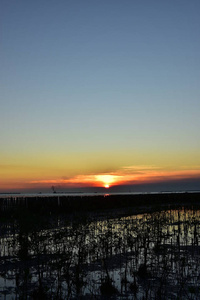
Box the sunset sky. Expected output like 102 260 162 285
1 0 200 192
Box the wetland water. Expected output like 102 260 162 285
1 194 200 299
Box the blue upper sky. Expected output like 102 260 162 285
1 0 200 192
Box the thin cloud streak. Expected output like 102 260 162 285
29 165 200 188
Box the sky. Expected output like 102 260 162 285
1 0 200 192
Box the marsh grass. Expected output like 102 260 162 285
0 194 200 299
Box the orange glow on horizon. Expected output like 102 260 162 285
94 174 119 188
28 167 200 189
1 165 200 191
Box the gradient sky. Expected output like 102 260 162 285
1 0 200 192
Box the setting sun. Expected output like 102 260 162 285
95 174 118 188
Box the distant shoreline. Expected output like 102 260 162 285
0 190 200 198
1 192 200 217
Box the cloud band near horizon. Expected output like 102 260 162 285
12 165 200 191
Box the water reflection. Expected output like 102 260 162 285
1 208 200 298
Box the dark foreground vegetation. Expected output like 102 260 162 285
0 193 200 299
1 192 200 216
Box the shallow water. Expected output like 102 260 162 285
1 208 200 299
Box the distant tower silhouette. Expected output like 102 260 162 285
51 186 56 193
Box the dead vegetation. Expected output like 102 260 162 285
0 195 200 299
